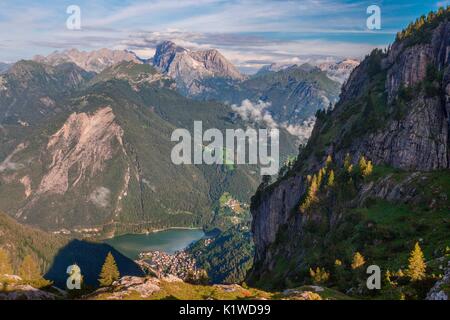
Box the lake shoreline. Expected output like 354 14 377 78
101 226 204 240
104 228 206 260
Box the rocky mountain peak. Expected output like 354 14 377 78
151 41 244 96
153 41 187 72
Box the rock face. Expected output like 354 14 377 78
11 107 130 228
34 48 142 73
152 41 244 95
249 19 450 286
38 107 124 195
427 261 450 300
252 174 305 265
335 21 450 171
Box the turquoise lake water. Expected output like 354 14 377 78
104 229 205 260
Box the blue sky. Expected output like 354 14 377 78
0 0 447 72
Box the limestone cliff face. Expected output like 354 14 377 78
252 175 305 265
249 20 450 285
331 21 450 171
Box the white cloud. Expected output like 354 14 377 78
231 100 318 143
231 99 278 128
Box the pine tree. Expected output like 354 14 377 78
351 252 366 269
0 248 13 275
99 252 120 287
407 242 427 281
327 170 335 187
19 255 41 281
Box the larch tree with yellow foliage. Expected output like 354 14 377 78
359 156 367 172
362 161 373 177
351 252 366 269
327 170 335 187
407 242 427 281
309 267 330 284
18 255 41 281
300 174 319 213
99 252 120 287
0 248 13 275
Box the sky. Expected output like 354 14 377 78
0 0 447 73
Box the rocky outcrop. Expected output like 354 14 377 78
88 276 162 300
0 275 57 300
427 261 450 300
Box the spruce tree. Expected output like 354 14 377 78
99 252 120 287
19 255 41 281
0 248 13 275
407 242 426 281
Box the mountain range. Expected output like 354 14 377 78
1 6 450 301
25 42 357 133
0 41 356 237
33 48 142 73
151 41 347 128
0 51 298 236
